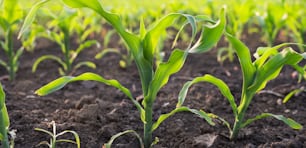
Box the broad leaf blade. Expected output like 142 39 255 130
242 113 302 130
249 48 303 92
189 7 226 53
32 55 66 73
146 49 187 103
74 61 96 70
226 33 256 88
0 83 9 128
63 0 151 96
254 43 304 68
34 128 54 137
177 74 238 117
0 83 5 110
56 130 80 148
75 40 99 54
95 48 120 59
152 106 215 132
18 0 51 39
35 72 144 121
143 13 197 63
283 89 302 103
103 130 144 148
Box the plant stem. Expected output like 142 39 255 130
7 28 15 81
63 31 71 73
230 92 254 140
143 104 153 148
0 110 9 148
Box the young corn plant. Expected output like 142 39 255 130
25 0 226 147
256 1 288 47
178 33 304 140
285 2 306 52
0 0 24 81
0 83 10 148
19 1 99 76
35 121 80 148
218 0 255 63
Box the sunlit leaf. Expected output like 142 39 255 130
74 61 96 70
177 74 237 117
103 130 144 148
189 7 226 53
152 106 215 132
18 0 51 39
146 49 187 103
32 55 66 73
35 72 144 121
242 113 303 130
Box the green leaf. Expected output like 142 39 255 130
242 113 303 130
103 30 116 47
0 59 8 70
146 49 187 103
283 89 302 103
74 61 96 70
18 0 51 39
32 55 66 73
3 0 18 23
103 130 144 148
63 0 148 95
0 83 5 111
34 128 54 137
152 106 215 132
139 17 146 39
0 85 9 133
35 72 144 121
249 48 303 92
48 32 65 52
63 0 102 12
189 7 226 53
56 130 80 148
254 43 304 68
56 139 77 144
95 48 120 59
36 141 51 147
177 74 237 117
226 33 256 88
0 16 9 31
13 47 24 72
1 105 9 132
75 40 99 54
143 13 197 63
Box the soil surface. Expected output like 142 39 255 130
1 29 306 148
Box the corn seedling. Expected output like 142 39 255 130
178 33 304 140
285 1 306 52
218 0 255 63
35 120 80 148
256 1 288 47
0 0 24 81
19 0 99 76
26 0 226 147
0 82 10 148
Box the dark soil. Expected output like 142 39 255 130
1 30 306 148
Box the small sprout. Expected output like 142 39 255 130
35 121 80 148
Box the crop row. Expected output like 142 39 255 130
1 0 306 147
